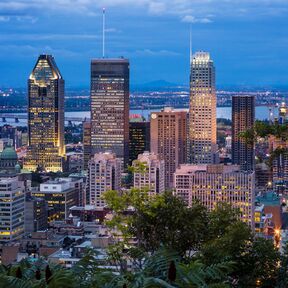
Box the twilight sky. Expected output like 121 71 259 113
0 0 288 88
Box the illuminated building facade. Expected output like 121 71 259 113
87 152 121 207
232 95 255 172
0 177 25 243
90 59 129 169
150 107 187 189
24 55 65 172
188 52 217 164
271 103 288 194
32 178 79 223
83 121 91 170
132 151 165 195
129 117 150 165
174 164 255 227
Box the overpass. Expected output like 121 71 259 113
0 113 88 123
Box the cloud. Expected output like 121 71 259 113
148 1 167 15
0 16 10 22
0 44 80 58
0 33 100 41
16 15 38 23
182 15 212 23
135 49 180 56
0 0 287 22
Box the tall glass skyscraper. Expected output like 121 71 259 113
24 55 65 172
232 95 255 172
90 58 129 169
188 52 217 164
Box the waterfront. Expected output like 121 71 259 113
0 106 276 126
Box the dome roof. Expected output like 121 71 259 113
0 147 18 160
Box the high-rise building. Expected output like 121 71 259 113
132 151 165 195
87 152 121 207
188 52 217 164
83 121 91 170
174 164 255 227
150 107 187 189
269 103 288 195
24 55 65 172
129 117 150 166
232 95 255 171
0 177 25 243
90 59 129 169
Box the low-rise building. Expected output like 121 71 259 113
32 178 80 222
132 151 165 195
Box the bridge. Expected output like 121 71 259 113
0 113 88 124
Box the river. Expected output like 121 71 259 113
1 106 276 126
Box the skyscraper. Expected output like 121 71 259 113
83 121 91 170
174 164 255 228
232 95 255 172
270 102 288 194
90 59 129 169
129 116 150 166
87 152 121 207
24 55 65 172
188 52 217 164
150 107 187 189
132 151 165 196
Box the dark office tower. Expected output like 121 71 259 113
83 121 91 170
129 116 150 166
232 95 255 171
90 58 129 169
24 55 65 172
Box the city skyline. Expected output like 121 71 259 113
0 1 288 87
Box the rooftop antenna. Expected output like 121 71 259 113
189 25 192 64
102 7 105 58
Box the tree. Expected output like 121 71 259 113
103 190 209 256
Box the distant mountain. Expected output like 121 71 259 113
132 80 186 91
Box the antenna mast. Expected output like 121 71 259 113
102 8 105 58
189 25 192 64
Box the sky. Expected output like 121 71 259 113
0 0 288 88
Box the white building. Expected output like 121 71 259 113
0 177 25 243
174 164 255 227
87 152 121 207
132 151 165 195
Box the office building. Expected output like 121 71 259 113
270 103 288 195
132 151 165 195
0 177 25 243
150 107 187 189
174 164 255 227
83 121 91 170
24 54 65 172
129 116 150 165
232 95 255 171
25 196 48 233
32 178 79 223
188 52 217 164
87 152 121 207
90 59 129 169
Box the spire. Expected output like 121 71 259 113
102 8 105 58
189 25 192 64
